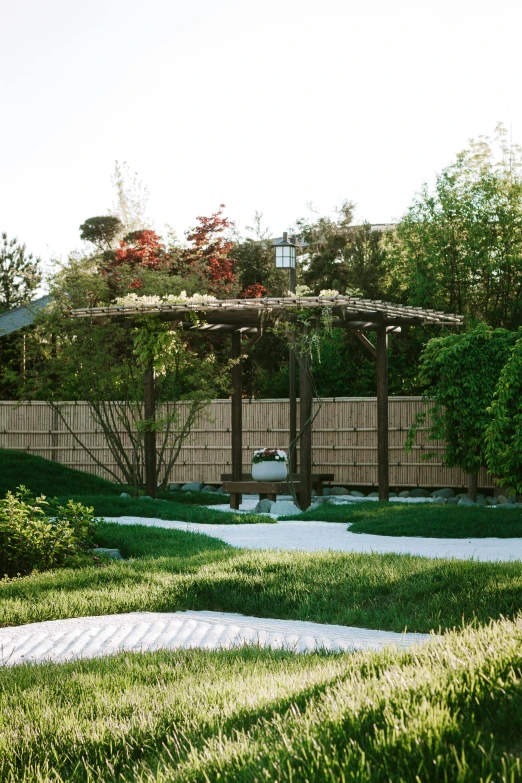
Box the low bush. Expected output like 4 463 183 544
0 487 98 577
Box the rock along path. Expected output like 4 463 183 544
106 517 522 562
0 611 432 668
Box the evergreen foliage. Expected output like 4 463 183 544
0 232 41 311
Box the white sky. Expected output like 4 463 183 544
2 0 522 276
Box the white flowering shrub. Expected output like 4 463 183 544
115 292 218 307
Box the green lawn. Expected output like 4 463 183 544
2 617 522 782
53 494 269 525
1 448 263 522
2 521 522 633
282 499 522 537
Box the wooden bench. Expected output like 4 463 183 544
221 473 334 510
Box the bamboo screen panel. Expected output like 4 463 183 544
0 398 493 489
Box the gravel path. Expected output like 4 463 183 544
0 611 432 668
106 516 522 562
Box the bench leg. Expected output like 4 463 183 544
267 493 276 502
316 481 324 496
259 493 268 501
230 493 241 510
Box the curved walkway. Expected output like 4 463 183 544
0 611 431 668
106 517 522 562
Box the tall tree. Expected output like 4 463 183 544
390 125 522 328
109 160 150 234
0 233 41 311
176 205 236 296
79 216 123 252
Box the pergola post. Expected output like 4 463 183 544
376 326 389 501
299 353 313 510
143 361 157 498
231 330 243 509
288 267 297 474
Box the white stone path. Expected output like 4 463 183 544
4 514 521 668
106 516 522 562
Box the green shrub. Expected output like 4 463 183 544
0 486 98 577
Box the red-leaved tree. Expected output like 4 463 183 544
240 283 268 298
182 205 236 295
114 230 169 271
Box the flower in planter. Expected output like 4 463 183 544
252 448 288 464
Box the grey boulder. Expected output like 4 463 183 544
254 499 275 513
181 482 204 492
410 488 431 498
202 485 217 493
350 490 366 497
398 490 410 498
140 495 154 500
119 492 131 499
368 492 380 498
486 496 498 506
431 488 455 499
432 496 446 504
497 495 510 505
330 486 350 495
270 500 302 517
447 497 460 506
215 486 224 494
458 496 475 506
168 483 181 491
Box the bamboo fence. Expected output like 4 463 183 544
0 398 493 489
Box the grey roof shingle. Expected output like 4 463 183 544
0 295 53 336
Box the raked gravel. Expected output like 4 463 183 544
0 611 432 668
4 512 517 669
106 516 522 562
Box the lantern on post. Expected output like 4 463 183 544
274 232 296 269
274 231 297 294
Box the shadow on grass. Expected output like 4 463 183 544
2 523 522 633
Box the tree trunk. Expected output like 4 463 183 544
467 472 478 501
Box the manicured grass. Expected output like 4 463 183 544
282 499 522 537
0 448 121 496
52 494 268 525
0 448 229 506
2 522 522 633
2 617 522 782
157 489 229 505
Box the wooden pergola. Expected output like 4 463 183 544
71 295 463 508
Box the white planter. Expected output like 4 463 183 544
252 461 288 482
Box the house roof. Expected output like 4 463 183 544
0 295 53 337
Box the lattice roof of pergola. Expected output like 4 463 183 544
71 295 464 330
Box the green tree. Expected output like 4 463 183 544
295 202 392 298
79 216 123 251
485 331 522 492
0 232 41 311
230 213 287 297
407 325 516 498
390 125 522 328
